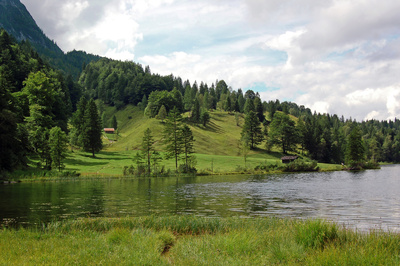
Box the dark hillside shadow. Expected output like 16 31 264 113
248 149 284 160
64 157 107 168
79 151 131 161
202 121 225 134
96 151 132 160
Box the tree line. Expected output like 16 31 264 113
0 29 102 175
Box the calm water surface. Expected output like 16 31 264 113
1 165 400 231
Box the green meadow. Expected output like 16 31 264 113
51 105 339 178
1 216 399 265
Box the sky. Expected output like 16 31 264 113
20 0 400 121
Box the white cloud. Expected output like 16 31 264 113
19 0 400 121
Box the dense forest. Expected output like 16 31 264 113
0 29 98 173
1 27 400 176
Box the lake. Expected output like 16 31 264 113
1 165 399 231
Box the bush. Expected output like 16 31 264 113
178 164 197 174
60 171 80 177
254 162 279 171
281 159 319 172
345 160 380 170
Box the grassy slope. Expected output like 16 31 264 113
104 105 278 157
60 105 339 176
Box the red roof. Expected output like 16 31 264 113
104 128 115 132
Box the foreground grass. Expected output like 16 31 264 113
1 216 399 265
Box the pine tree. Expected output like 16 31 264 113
81 99 103 157
244 98 255 114
225 96 232 112
268 112 298 154
71 96 87 147
49 126 68 171
241 111 264 149
254 97 265 122
191 98 201 123
163 107 183 170
0 70 23 172
140 95 148 111
181 124 195 172
346 126 364 166
183 85 193 111
141 128 155 174
156 104 167 122
200 109 210 127
111 115 118 129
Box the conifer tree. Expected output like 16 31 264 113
268 112 298 154
163 107 183 170
111 115 118 129
254 97 265 122
200 109 210 127
244 98 255 114
181 124 195 172
191 98 201 123
241 111 264 149
142 128 155 174
49 126 68 171
70 96 87 147
0 70 23 172
225 96 232 112
81 99 103 157
183 85 193 111
346 126 364 166
156 104 167 122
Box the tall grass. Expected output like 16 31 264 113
1 216 400 265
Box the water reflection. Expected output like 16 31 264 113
1 165 400 231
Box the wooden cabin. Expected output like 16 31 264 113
281 156 298 164
104 128 115 134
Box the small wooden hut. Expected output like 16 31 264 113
104 128 115 134
281 156 298 164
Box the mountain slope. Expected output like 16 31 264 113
0 0 61 53
0 0 102 78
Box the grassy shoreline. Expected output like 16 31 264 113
1 216 399 265
5 149 343 181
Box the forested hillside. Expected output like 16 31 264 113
78 58 400 167
0 29 80 172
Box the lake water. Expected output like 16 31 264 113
1 165 400 231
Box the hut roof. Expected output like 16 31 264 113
281 156 298 161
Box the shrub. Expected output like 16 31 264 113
178 164 197 174
281 159 319 172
